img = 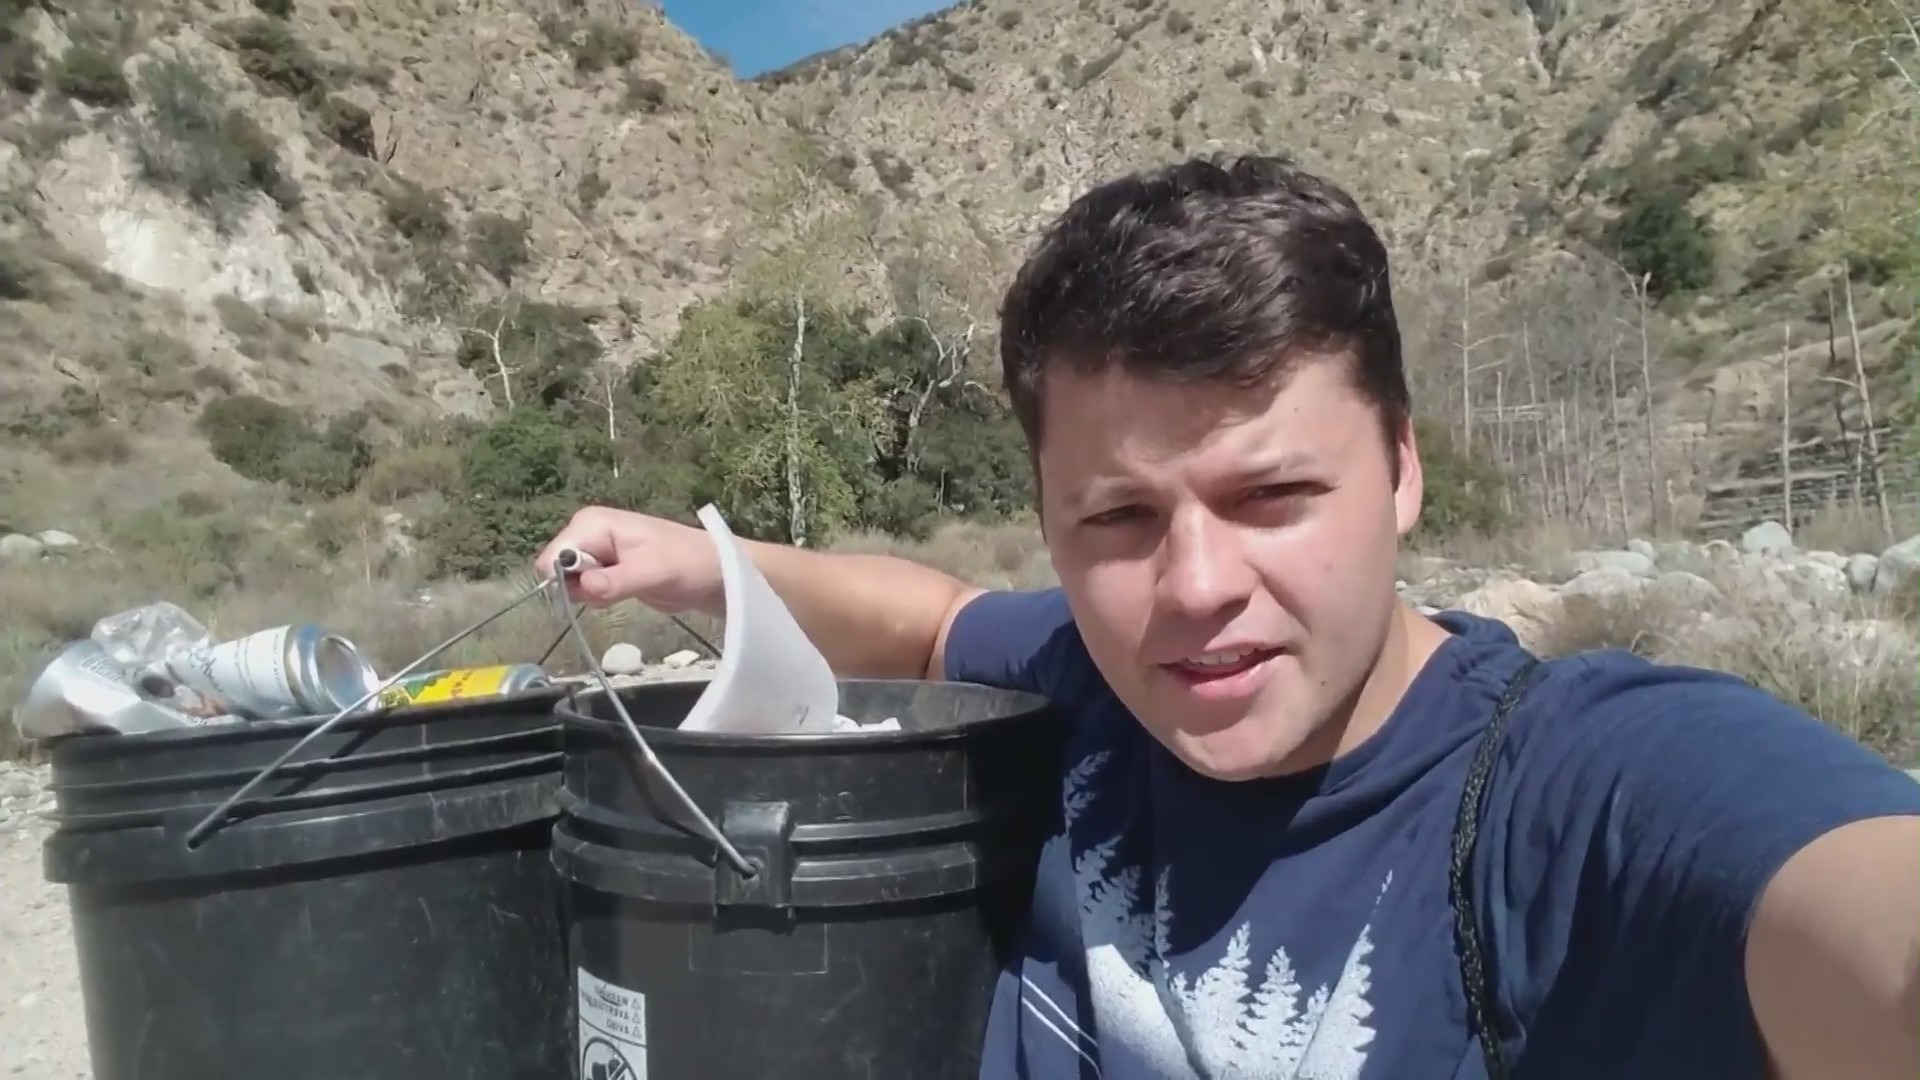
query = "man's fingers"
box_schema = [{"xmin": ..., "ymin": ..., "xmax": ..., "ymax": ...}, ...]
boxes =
[{"xmin": 571, "ymin": 567, "xmax": 617, "ymax": 603}]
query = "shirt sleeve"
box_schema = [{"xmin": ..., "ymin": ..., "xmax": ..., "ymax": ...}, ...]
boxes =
[
  {"xmin": 1487, "ymin": 653, "xmax": 1920, "ymax": 1077},
  {"xmin": 942, "ymin": 587, "xmax": 1097, "ymax": 703}
]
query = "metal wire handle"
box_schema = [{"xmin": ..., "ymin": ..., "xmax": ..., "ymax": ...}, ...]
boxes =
[
  {"xmin": 549, "ymin": 549, "xmax": 756, "ymax": 878},
  {"xmin": 183, "ymin": 549, "xmax": 759, "ymax": 880}
]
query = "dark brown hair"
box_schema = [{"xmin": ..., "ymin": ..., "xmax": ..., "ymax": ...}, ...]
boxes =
[{"xmin": 997, "ymin": 153, "xmax": 1409, "ymax": 456}]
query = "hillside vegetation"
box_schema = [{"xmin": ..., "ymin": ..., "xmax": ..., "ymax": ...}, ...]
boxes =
[{"xmin": 0, "ymin": 0, "xmax": 1915, "ymax": 758}]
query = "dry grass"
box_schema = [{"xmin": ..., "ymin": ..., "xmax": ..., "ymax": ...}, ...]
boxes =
[
  {"xmin": 8, "ymin": 500, "xmax": 1909, "ymax": 767},
  {"xmin": 825, "ymin": 515, "xmax": 1054, "ymax": 591},
  {"xmin": 1404, "ymin": 515, "xmax": 1613, "ymax": 572},
  {"xmin": 1795, "ymin": 499, "xmax": 1920, "ymax": 557},
  {"xmin": 1, "ymin": 509, "xmax": 1051, "ymax": 759},
  {"xmin": 1533, "ymin": 580, "xmax": 1919, "ymax": 766}
]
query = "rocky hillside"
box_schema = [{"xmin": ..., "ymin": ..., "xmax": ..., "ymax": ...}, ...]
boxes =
[
  {"xmin": 753, "ymin": 0, "xmax": 1918, "ymax": 522},
  {"xmin": 0, "ymin": 0, "xmax": 1913, "ymax": 543}
]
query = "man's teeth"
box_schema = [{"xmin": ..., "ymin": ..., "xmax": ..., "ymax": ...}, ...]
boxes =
[{"xmin": 1187, "ymin": 649, "xmax": 1260, "ymax": 668}]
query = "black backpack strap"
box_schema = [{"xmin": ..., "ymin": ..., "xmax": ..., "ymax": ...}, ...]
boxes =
[{"xmin": 1448, "ymin": 655, "xmax": 1543, "ymax": 1080}]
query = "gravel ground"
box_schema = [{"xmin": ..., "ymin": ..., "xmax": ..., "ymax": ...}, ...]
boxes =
[{"xmin": 0, "ymin": 761, "xmax": 89, "ymax": 1079}]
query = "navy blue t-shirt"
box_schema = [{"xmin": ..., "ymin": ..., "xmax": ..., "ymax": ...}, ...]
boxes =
[{"xmin": 944, "ymin": 588, "xmax": 1920, "ymax": 1080}]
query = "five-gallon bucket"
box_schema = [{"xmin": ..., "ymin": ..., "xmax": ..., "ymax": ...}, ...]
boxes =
[
  {"xmin": 553, "ymin": 678, "xmax": 1067, "ymax": 1080},
  {"xmin": 40, "ymin": 686, "xmax": 575, "ymax": 1080}
]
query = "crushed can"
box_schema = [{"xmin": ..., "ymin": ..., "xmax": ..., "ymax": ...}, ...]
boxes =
[
  {"xmin": 376, "ymin": 664, "xmax": 554, "ymax": 710},
  {"xmin": 150, "ymin": 624, "xmax": 382, "ymax": 720}
]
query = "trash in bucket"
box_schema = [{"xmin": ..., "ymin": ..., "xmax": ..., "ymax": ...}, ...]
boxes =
[
  {"xmin": 12, "ymin": 601, "xmax": 396, "ymax": 739},
  {"xmin": 11, "ymin": 598, "xmax": 581, "ymax": 742},
  {"xmin": 553, "ymin": 678, "xmax": 1069, "ymax": 1080}
]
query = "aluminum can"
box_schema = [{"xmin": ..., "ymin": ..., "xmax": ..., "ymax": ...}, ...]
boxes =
[
  {"xmin": 375, "ymin": 664, "xmax": 553, "ymax": 710},
  {"xmin": 13, "ymin": 640, "xmax": 209, "ymax": 739},
  {"xmin": 157, "ymin": 624, "xmax": 381, "ymax": 720}
]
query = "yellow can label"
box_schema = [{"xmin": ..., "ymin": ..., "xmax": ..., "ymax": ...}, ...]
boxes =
[{"xmin": 377, "ymin": 665, "xmax": 522, "ymax": 709}]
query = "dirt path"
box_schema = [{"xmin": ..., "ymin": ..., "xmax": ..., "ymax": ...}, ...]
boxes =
[{"xmin": 0, "ymin": 761, "xmax": 90, "ymax": 1079}]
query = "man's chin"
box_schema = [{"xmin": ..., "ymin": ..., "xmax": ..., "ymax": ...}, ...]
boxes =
[{"xmin": 1154, "ymin": 718, "xmax": 1320, "ymax": 783}]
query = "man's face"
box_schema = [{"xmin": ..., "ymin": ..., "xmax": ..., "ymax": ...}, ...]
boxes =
[{"xmin": 1035, "ymin": 355, "xmax": 1424, "ymax": 781}]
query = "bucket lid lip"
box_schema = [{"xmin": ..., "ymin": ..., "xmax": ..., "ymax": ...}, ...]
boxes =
[
  {"xmin": 43, "ymin": 685, "xmax": 570, "ymax": 760},
  {"xmin": 554, "ymin": 677, "xmax": 1054, "ymax": 747}
]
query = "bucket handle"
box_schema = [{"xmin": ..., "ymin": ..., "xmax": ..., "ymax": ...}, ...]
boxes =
[
  {"xmin": 179, "ymin": 551, "xmax": 759, "ymax": 880},
  {"xmin": 548, "ymin": 551, "xmax": 757, "ymax": 879}
]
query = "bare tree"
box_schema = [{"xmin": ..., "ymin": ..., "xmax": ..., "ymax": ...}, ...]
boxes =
[
  {"xmin": 1781, "ymin": 323, "xmax": 1793, "ymax": 528},
  {"xmin": 786, "ymin": 294, "xmax": 807, "ymax": 546},
  {"xmin": 1841, "ymin": 265, "xmax": 1894, "ymax": 536},
  {"xmin": 458, "ymin": 304, "xmax": 519, "ymax": 409}
]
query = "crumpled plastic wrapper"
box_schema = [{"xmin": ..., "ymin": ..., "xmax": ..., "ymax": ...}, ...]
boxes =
[
  {"xmin": 90, "ymin": 601, "xmax": 215, "ymax": 670},
  {"xmin": 830, "ymin": 714, "xmax": 902, "ymax": 734}
]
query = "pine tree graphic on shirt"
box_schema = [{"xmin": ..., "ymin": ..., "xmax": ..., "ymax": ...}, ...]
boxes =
[{"xmin": 1044, "ymin": 749, "xmax": 1382, "ymax": 1078}]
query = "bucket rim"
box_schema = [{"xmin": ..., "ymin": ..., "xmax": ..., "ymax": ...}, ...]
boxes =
[
  {"xmin": 553, "ymin": 678, "xmax": 1054, "ymax": 747},
  {"xmin": 44, "ymin": 684, "xmax": 571, "ymax": 761}
]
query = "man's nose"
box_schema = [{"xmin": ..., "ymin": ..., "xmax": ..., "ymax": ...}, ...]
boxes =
[{"xmin": 1155, "ymin": 508, "xmax": 1256, "ymax": 619}]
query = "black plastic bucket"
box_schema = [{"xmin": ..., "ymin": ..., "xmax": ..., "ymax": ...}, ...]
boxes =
[
  {"xmin": 553, "ymin": 678, "xmax": 1066, "ymax": 1080},
  {"xmin": 40, "ymin": 686, "xmax": 575, "ymax": 1080}
]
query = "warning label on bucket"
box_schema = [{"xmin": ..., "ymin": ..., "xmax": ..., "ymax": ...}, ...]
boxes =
[{"xmin": 579, "ymin": 968, "xmax": 648, "ymax": 1080}]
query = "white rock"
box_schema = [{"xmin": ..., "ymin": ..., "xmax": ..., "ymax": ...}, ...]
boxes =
[
  {"xmin": 1870, "ymin": 534, "xmax": 1920, "ymax": 596},
  {"xmin": 661, "ymin": 649, "xmax": 701, "ymax": 669},
  {"xmin": 1846, "ymin": 553, "xmax": 1880, "ymax": 594},
  {"xmin": 34, "ymin": 530, "xmax": 79, "ymax": 549},
  {"xmin": 1562, "ymin": 567, "xmax": 1649, "ymax": 598},
  {"xmin": 1452, "ymin": 577, "xmax": 1562, "ymax": 648},
  {"xmin": 1651, "ymin": 570, "xmax": 1719, "ymax": 607},
  {"xmin": 1626, "ymin": 538, "xmax": 1657, "ymax": 561},
  {"xmin": 599, "ymin": 642, "xmax": 645, "ymax": 674},
  {"xmin": 0, "ymin": 534, "xmax": 44, "ymax": 563},
  {"xmin": 1699, "ymin": 539, "xmax": 1738, "ymax": 563},
  {"xmin": 1551, "ymin": 549, "xmax": 1656, "ymax": 581},
  {"xmin": 1739, "ymin": 520, "xmax": 1794, "ymax": 557},
  {"xmin": 1801, "ymin": 550, "xmax": 1846, "ymax": 571},
  {"xmin": 1778, "ymin": 561, "xmax": 1853, "ymax": 610}
]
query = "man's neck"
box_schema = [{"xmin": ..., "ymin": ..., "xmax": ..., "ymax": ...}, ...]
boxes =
[{"xmin": 1324, "ymin": 602, "xmax": 1453, "ymax": 763}]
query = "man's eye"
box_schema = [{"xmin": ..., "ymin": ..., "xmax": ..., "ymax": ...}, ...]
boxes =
[
  {"xmin": 1247, "ymin": 483, "xmax": 1310, "ymax": 503},
  {"xmin": 1082, "ymin": 505, "xmax": 1149, "ymax": 527}
]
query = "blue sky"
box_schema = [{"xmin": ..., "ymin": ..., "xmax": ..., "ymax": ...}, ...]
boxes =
[{"xmin": 661, "ymin": 0, "xmax": 953, "ymax": 77}]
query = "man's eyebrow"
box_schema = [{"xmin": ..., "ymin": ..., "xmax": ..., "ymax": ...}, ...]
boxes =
[
  {"xmin": 1234, "ymin": 451, "xmax": 1320, "ymax": 477},
  {"xmin": 1068, "ymin": 451, "xmax": 1322, "ymax": 509}
]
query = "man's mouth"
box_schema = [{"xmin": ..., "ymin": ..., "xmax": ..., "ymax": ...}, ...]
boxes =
[{"xmin": 1161, "ymin": 647, "xmax": 1284, "ymax": 694}]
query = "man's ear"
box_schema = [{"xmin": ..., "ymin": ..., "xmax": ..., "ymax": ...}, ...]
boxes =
[{"xmin": 1393, "ymin": 417, "xmax": 1424, "ymax": 538}]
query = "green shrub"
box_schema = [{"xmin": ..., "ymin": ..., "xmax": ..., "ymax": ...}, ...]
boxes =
[
  {"xmin": 133, "ymin": 57, "xmax": 302, "ymax": 225},
  {"xmin": 570, "ymin": 19, "xmax": 638, "ymax": 74},
  {"xmin": 0, "ymin": 21, "xmax": 41, "ymax": 94},
  {"xmin": 466, "ymin": 212, "xmax": 530, "ymax": 283},
  {"xmin": 622, "ymin": 72, "xmax": 666, "ymax": 112},
  {"xmin": 52, "ymin": 45, "xmax": 130, "ymax": 106},
  {"xmin": 222, "ymin": 17, "xmax": 329, "ymax": 100},
  {"xmin": 198, "ymin": 394, "xmax": 371, "ymax": 497},
  {"xmin": 382, "ymin": 181, "xmax": 453, "ymax": 243},
  {"xmin": 1411, "ymin": 419, "xmax": 1510, "ymax": 539},
  {"xmin": 1607, "ymin": 184, "xmax": 1716, "ymax": 298},
  {"xmin": 251, "ymin": 0, "xmax": 293, "ymax": 16},
  {"xmin": 316, "ymin": 94, "xmax": 374, "ymax": 157},
  {"xmin": 0, "ymin": 239, "xmax": 42, "ymax": 300}
]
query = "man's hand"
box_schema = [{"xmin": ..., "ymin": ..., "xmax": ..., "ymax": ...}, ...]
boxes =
[
  {"xmin": 536, "ymin": 505, "xmax": 982, "ymax": 680},
  {"xmin": 1747, "ymin": 813, "xmax": 1920, "ymax": 1079}
]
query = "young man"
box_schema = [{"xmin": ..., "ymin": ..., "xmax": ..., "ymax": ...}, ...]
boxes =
[{"xmin": 541, "ymin": 155, "xmax": 1920, "ymax": 1078}]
